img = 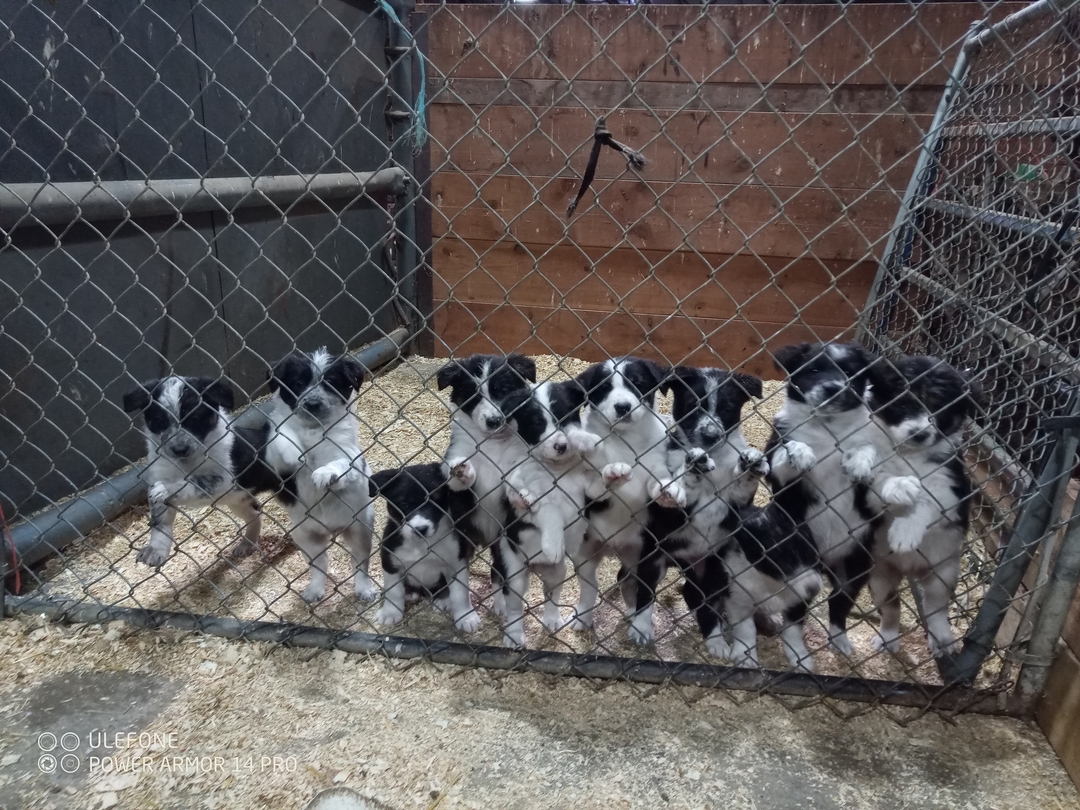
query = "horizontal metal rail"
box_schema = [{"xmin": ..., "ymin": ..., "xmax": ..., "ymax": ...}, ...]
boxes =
[
  {"xmin": 0, "ymin": 169, "xmax": 409, "ymax": 229},
  {"xmin": 964, "ymin": 0, "xmax": 1080, "ymax": 54},
  {"xmin": 900, "ymin": 266, "xmax": 1080, "ymax": 383},
  {"xmin": 2, "ymin": 594, "xmax": 1019, "ymax": 715},
  {"xmin": 944, "ymin": 115, "xmax": 1080, "ymax": 138},
  {"xmin": 921, "ymin": 199, "xmax": 1079, "ymax": 246},
  {"xmin": 5, "ymin": 327, "xmax": 413, "ymax": 575}
]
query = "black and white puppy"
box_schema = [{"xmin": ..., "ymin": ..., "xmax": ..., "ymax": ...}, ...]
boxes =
[
  {"xmin": 123, "ymin": 376, "xmax": 272, "ymax": 567},
  {"xmin": 369, "ymin": 463, "xmax": 481, "ymax": 633},
  {"xmin": 497, "ymin": 379, "xmax": 605, "ymax": 646},
  {"xmin": 437, "ymin": 353, "xmax": 537, "ymax": 615},
  {"xmin": 263, "ymin": 349, "xmax": 375, "ymax": 604},
  {"xmin": 716, "ymin": 502, "xmax": 823, "ymax": 671},
  {"xmin": 574, "ymin": 357, "xmax": 686, "ymax": 642},
  {"xmin": 767, "ymin": 341, "xmax": 880, "ymax": 659},
  {"xmin": 633, "ymin": 367, "xmax": 768, "ymax": 650},
  {"xmin": 865, "ymin": 354, "xmax": 978, "ymax": 657}
]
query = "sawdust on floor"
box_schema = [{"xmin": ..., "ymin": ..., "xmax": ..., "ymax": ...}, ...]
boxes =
[{"xmin": 0, "ymin": 615, "xmax": 1075, "ymax": 810}]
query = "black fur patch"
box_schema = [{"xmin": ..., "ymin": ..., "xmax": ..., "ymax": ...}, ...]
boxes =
[
  {"xmin": 868, "ymin": 354, "xmax": 980, "ymax": 441},
  {"xmin": 371, "ymin": 463, "xmax": 473, "ymax": 566},
  {"xmin": 576, "ymin": 357, "xmax": 667, "ymax": 411},
  {"xmin": 668, "ymin": 366, "xmax": 763, "ymax": 442},
  {"xmin": 773, "ymin": 341, "xmax": 875, "ymax": 411},
  {"xmin": 123, "ymin": 376, "xmax": 235, "ymax": 441},
  {"xmin": 436, "ymin": 354, "xmax": 536, "ymax": 415},
  {"xmin": 231, "ymin": 419, "xmax": 293, "ymax": 505}
]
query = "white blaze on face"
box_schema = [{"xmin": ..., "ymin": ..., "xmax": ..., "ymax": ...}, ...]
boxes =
[
  {"xmin": 159, "ymin": 377, "xmax": 185, "ymax": 422},
  {"xmin": 470, "ymin": 359, "xmax": 505, "ymax": 434}
]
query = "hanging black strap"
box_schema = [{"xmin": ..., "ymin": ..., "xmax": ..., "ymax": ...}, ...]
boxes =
[{"xmin": 567, "ymin": 116, "xmax": 646, "ymax": 219}]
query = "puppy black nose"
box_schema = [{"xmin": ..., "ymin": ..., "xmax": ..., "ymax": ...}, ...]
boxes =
[
  {"xmin": 614, "ymin": 402, "xmax": 631, "ymax": 417},
  {"xmin": 485, "ymin": 415, "xmax": 503, "ymax": 430},
  {"xmin": 169, "ymin": 443, "xmax": 193, "ymax": 458},
  {"xmin": 302, "ymin": 398, "xmax": 327, "ymax": 415},
  {"xmin": 553, "ymin": 440, "xmax": 568, "ymax": 455}
]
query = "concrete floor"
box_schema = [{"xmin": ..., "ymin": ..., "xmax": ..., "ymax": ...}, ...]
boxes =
[{"xmin": 0, "ymin": 613, "xmax": 1077, "ymax": 810}]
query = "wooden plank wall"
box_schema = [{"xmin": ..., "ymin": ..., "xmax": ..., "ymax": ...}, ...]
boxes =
[{"xmin": 422, "ymin": 3, "xmax": 1019, "ymax": 377}]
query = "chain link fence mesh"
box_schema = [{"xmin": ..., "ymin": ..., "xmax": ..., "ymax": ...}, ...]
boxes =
[{"xmin": 2, "ymin": 0, "xmax": 1079, "ymax": 715}]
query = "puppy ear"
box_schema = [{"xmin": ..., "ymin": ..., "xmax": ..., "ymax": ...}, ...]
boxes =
[
  {"xmin": 506, "ymin": 354, "xmax": 537, "ymax": 384},
  {"xmin": 575, "ymin": 364, "xmax": 603, "ymax": 397},
  {"xmin": 559, "ymin": 379, "xmax": 587, "ymax": 414},
  {"xmin": 122, "ymin": 381, "xmax": 156, "ymax": 413},
  {"xmin": 196, "ymin": 378, "xmax": 236, "ymax": 412},
  {"xmin": 436, "ymin": 361, "xmax": 464, "ymax": 391},
  {"xmin": 268, "ymin": 354, "xmax": 304, "ymax": 394},
  {"xmin": 664, "ymin": 366, "xmax": 696, "ymax": 397},
  {"xmin": 337, "ymin": 356, "xmax": 367, "ymax": 392},
  {"xmin": 731, "ymin": 372, "xmax": 764, "ymax": 401},
  {"xmin": 641, "ymin": 358, "xmax": 668, "ymax": 392},
  {"xmin": 772, "ymin": 343, "xmax": 810, "ymax": 374},
  {"xmin": 369, "ymin": 468, "xmax": 396, "ymax": 498}
]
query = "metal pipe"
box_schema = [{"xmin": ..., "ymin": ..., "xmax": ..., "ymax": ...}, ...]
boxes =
[
  {"xmin": 3, "ymin": 593, "xmax": 1018, "ymax": 715},
  {"xmin": 0, "ymin": 169, "xmax": 408, "ymax": 229},
  {"xmin": 940, "ymin": 401, "xmax": 1080, "ymax": 685},
  {"xmin": 856, "ymin": 21, "xmax": 977, "ymax": 345},
  {"xmin": 965, "ymin": 0, "xmax": 1080, "ymax": 54},
  {"xmin": 6, "ymin": 327, "xmax": 412, "ymax": 575},
  {"xmin": 901, "ymin": 267, "xmax": 1080, "ymax": 383},
  {"xmin": 387, "ymin": 0, "xmax": 422, "ymax": 335},
  {"xmin": 1017, "ymin": 448, "xmax": 1080, "ymax": 709}
]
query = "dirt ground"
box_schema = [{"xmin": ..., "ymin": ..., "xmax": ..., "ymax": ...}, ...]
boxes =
[{"xmin": 0, "ymin": 613, "xmax": 1077, "ymax": 810}]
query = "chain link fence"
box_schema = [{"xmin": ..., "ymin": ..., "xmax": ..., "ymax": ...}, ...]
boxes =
[{"xmin": 2, "ymin": 0, "xmax": 1079, "ymax": 717}]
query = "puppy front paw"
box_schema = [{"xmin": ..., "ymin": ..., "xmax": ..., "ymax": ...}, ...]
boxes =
[
  {"xmin": 300, "ymin": 582, "xmax": 326, "ymax": 604},
  {"xmin": 148, "ymin": 482, "xmax": 170, "ymax": 506},
  {"xmin": 503, "ymin": 624, "xmax": 526, "ymax": 649},
  {"xmin": 354, "ymin": 573, "xmax": 378, "ymax": 603},
  {"xmin": 784, "ymin": 441, "xmax": 817, "ymax": 472},
  {"xmin": 881, "ymin": 475, "xmax": 921, "ymax": 507},
  {"xmin": 377, "ymin": 604, "xmax": 405, "ymax": 628},
  {"xmin": 627, "ymin": 615, "xmax": 655, "ymax": 646},
  {"xmin": 507, "ymin": 487, "xmax": 537, "ymax": 514},
  {"xmin": 871, "ymin": 629, "xmax": 901, "ymax": 655},
  {"xmin": 602, "ymin": 463, "xmax": 633, "ymax": 488},
  {"xmin": 136, "ymin": 544, "xmax": 169, "ymax": 567},
  {"xmin": 448, "ymin": 458, "xmax": 476, "ymax": 490},
  {"xmin": 332, "ymin": 467, "xmax": 362, "ymax": 490},
  {"xmin": 841, "ymin": 449, "xmax": 875, "ymax": 484},
  {"xmin": 569, "ymin": 429, "xmax": 601, "ymax": 455},
  {"xmin": 686, "ymin": 447, "xmax": 716, "ymax": 474},
  {"xmin": 455, "ymin": 610, "xmax": 482, "ymax": 634},
  {"xmin": 310, "ymin": 465, "xmax": 338, "ymax": 491},
  {"xmin": 738, "ymin": 448, "xmax": 770, "ymax": 477},
  {"xmin": 650, "ymin": 480, "xmax": 686, "ymax": 509},
  {"xmin": 887, "ymin": 519, "xmax": 926, "ymax": 555},
  {"xmin": 705, "ymin": 633, "xmax": 731, "ymax": 661}
]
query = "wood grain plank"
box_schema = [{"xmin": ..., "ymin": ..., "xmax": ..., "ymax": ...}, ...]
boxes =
[
  {"xmin": 432, "ymin": 238, "xmax": 873, "ymax": 328},
  {"xmin": 431, "ymin": 299, "xmax": 854, "ymax": 378},
  {"xmin": 430, "ymin": 105, "xmax": 929, "ymax": 191},
  {"xmin": 425, "ymin": 4, "xmax": 1022, "ymax": 88},
  {"xmin": 1038, "ymin": 644, "xmax": 1080, "ymax": 790},
  {"xmin": 429, "ymin": 77, "xmax": 945, "ymax": 117},
  {"xmin": 431, "ymin": 172, "xmax": 897, "ymax": 261}
]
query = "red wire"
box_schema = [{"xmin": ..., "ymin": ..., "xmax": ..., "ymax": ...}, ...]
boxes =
[{"xmin": 0, "ymin": 503, "xmax": 19, "ymax": 595}]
